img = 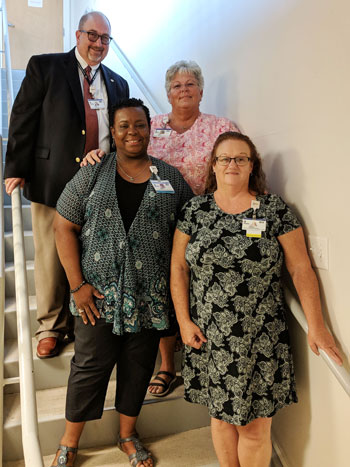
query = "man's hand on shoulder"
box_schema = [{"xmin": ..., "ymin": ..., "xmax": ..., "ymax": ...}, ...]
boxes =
[
  {"xmin": 80, "ymin": 149, "xmax": 106, "ymax": 167},
  {"xmin": 5, "ymin": 177, "xmax": 25, "ymax": 195}
]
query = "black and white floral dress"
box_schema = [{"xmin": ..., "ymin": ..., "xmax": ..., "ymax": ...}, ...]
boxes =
[{"xmin": 177, "ymin": 193, "xmax": 300, "ymax": 426}]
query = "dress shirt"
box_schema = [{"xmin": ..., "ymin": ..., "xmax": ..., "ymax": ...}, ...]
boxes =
[{"xmin": 75, "ymin": 47, "xmax": 110, "ymax": 154}]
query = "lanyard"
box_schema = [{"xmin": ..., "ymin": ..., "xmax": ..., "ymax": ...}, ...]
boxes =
[{"xmin": 77, "ymin": 61, "xmax": 100, "ymax": 86}]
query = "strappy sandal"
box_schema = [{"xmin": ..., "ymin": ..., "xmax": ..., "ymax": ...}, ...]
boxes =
[
  {"xmin": 118, "ymin": 432, "xmax": 153, "ymax": 467},
  {"xmin": 51, "ymin": 445, "xmax": 78, "ymax": 466},
  {"xmin": 148, "ymin": 371, "xmax": 176, "ymax": 397}
]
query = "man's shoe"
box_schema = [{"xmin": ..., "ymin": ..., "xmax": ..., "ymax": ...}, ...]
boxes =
[{"xmin": 36, "ymin": 337, "xmax": 60, "ymax": 359}]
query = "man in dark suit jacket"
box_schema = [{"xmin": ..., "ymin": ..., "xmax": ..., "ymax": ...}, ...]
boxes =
[{"xmin": 4, "ymin": 11, "xmax": 129, "ymax": 358}]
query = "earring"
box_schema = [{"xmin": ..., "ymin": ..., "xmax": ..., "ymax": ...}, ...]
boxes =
[{"xmin": 111, "ymin": 139, "xmax": 116, "ymax": 150}]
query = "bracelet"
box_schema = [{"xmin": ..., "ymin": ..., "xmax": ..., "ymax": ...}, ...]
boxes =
[{"xmin": 70, "ymin": 280, "xmax": 86, "ymax": 293}]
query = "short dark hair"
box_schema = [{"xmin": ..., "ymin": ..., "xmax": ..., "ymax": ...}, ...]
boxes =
[
  {"xmin": 110, "ymin": 98, "xmax": 151, "ymax": 128},
  {"xmin": 78, "ymin": 11, "xmax": 111, "ymax": 31},
  {"xmin": 205, "ymin": 131, "xmax": 267, "ymax": 195}
]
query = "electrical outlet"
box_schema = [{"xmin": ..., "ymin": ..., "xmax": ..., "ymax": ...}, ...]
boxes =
[{"xmin": 308, "ymin": 236, "xmax": 328, "ymax": 270}]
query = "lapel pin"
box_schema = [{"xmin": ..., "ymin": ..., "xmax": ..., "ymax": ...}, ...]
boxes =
[{"xmin": 110, "ymin": 78, "xmax": 115, "ymax": 82}]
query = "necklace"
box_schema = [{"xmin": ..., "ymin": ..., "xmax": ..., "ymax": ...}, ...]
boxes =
[{"xmin": 117, "ymin": 158, "xmax": 150, "ymax": 182}]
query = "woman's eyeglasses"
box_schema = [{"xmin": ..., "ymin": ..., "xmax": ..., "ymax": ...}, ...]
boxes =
[{"xmin": 215, "ymin": 155, "xmax": 251, "ymax": 166}]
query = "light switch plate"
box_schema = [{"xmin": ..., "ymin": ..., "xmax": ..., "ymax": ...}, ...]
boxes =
[{"xmin": 308, "ymin": 236, "xmax": 328, "ymax": 270}]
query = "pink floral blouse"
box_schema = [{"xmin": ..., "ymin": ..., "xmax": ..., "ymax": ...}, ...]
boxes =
[{"xmin": 148, "ymin": 113, "xmax": 239, "ymax": 195}]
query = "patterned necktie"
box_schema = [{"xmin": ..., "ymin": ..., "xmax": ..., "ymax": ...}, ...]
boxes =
[{"xmin": 83, "ymin": 66, "xmax": 99, "ymax": 155}]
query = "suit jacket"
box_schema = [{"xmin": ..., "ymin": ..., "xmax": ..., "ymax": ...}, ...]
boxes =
[{"xmin": 4, "ymin": 48, "xmax": 129, "ymax": 207}]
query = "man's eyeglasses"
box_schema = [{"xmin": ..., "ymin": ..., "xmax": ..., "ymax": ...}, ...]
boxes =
[
  {"xmin": 215, "ymin": 155, "xmax": 251, "ymax": 166},
  {"xmin": 79, "ymin": 30, "xmax": 112, "ymax": 45}
]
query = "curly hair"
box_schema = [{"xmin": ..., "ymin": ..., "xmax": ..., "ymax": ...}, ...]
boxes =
[
  {"xmin": 205, "ymin": 131, "xmax": 267, "ymax": 194},
  {"xmin": 109, "ymin": 98, "xmax": 151, "ymax": 128},
  {"xmin": 165, "ymin": 60, "xmax": 204, "ymax": 95}
]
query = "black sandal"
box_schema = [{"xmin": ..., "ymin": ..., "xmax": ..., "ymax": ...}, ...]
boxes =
[
  {"xmin": 51, "ymin": 445, "xmax": 78, "ymax": 466},
  {"xmin": 147, "ymin": 371, "xmax": 176, "ymax": 397},
  {"xmin": 118, "ymin": 432, "xmax": 153, "ymax": 467}
]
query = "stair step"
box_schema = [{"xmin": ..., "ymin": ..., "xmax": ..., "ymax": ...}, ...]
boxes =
[
  {"xmin": 5, "ymin": 260, "xmax": 35, "ymax": 298},
  {"xmin": 3, "ymin": 426, "xmax": 218, "ymax": 467},
  {"xmin": 3, "ymin": 379, "xmax": 210, "ymax": 461},
  {"xmin": 4, "ymin": 295, "xmax": 37, "ymax": 339},
  {"xmin": 4, "ymin": 337, "xmax": 75, "ymax": 390},
  {"xmin": 3, "ymin": 331, "xmax": 182, "ymax": 392},
  {"xmin": 4, "ymin": 230, "xmax": 34, "ymax": 262},
  {"xmin": 4, "ymin": 204, "xmax": 32, "ymax": 231}
]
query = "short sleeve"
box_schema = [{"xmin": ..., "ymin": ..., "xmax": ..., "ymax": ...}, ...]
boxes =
[
  {"xmin": 176, "ymin": 199, "xmax": 195, "ymax": 236},
  {"xmin": 56, "ymin": 165, "xmax": 97, "ymax": 225},
  {"xmin": 271, "ymin": 195, "xmax": 301, "ymax": 237}
]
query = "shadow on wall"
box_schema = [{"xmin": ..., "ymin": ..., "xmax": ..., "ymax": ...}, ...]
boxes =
[
  {"xmin": 263, "ymin": 149, "xmax": 313, "ymax": 465},
  {"xmin": 204, "ymin": 71, "xmax": 239, "ymax": 124},
  {"xmin": 273, "ymin": 311, "xmax": 311, "ymax": 467}
]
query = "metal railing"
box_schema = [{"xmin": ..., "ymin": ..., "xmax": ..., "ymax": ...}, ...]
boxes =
[
  {"xmin": 0, "ymin": 0, "xmax": 44, "ymax": 465},
  {"xmin": 284, "ymin": 286, "xmax": 350, "ymax": 397},
  {"xmin": 110, "ymin": 39, "xmax": 164, "ymax": 115}
]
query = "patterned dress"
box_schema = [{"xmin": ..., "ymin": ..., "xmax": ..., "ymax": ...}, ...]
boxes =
[
  {"xmin": 56, "ymin": 154, "xmax": 193, "ymax": 335},
  {"xmin": 177, "ymin": 193, "xmax": 300, "ymax": 425},
  {"xmin": 148, "ymin": 113, "xmax": 239, "ymax": 195}
]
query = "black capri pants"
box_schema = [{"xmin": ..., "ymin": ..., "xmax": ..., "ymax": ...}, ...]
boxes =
[{"xmin": 66, "ymin": 317, "xmax": 161, "ymax": 422}]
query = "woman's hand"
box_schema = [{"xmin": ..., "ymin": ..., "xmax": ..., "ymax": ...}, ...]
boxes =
[
  {"xmin": 73, "ymin": 283, "xmax": 104, "ymax": 325},
  {"xmin": 180, "ymin": 320, "xmax": 207, "ymax": 349},
  {"xmin": 80, "ymin": 149, "xmax": 106, "ymax": 167},
  {"xmin": 308, "ymin": 326, "xmax": 343, "ymax": 366}
]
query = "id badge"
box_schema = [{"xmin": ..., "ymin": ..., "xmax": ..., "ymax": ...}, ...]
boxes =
[
  {"xmin": 150, "ymin": 179, "xmax": 175, "ymax": 194},
  {"xmin": 88, "ymin": 99, "xmax": 105, "ymax": 110},
  {"xmin": 153, "ymin": 128, "xmax": 172, "ymax": 138},
  {"xmin": 242, "ymin": 218, "xmax": 266, "ymax": 238}
]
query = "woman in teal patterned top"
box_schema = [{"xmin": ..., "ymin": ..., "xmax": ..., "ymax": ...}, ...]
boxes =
[
  {"xmin": 51, "ymin": 99, "xmax": 192, "ymax": 467},
  {"xmin": 171, "ymin": 131, "xmax": 342, "ymax": 467}
]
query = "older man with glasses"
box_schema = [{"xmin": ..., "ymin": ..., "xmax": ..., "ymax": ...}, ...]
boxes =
[{"xmin": 4, "ymin": 11, "xmax": 129, "ymax": 358}]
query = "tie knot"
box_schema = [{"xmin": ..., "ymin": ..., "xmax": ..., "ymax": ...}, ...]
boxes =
[{"xmin": 85, "ymin": 65, "xmax": 92, "ymax": 76}]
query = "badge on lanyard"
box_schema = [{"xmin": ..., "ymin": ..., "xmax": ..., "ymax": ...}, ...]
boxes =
[
  {"xmin": 153, "ymin": 128, "xmax": 172, "ymax": 138},
  {"xmin": 242, "ymin": 200, "xmax": 266, "ymax": 237},
  {"xmin": 149, "ymin": 166, "xmax": 175, "ymax": 194},
  {"xmin": 88, "ymin": 99, "xmax": 105, "ymax": 110}
]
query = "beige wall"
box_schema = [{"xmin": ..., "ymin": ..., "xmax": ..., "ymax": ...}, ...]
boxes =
[
  {"xmin": 66, "ymin": 1, "xmax": 350, "ymax": 465},
  {"xmin": 7, "ymin": 0, "xmax": 63, "ymax": 69}
]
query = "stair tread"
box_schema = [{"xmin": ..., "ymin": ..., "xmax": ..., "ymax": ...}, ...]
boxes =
[
  {"xmin": 5, "ymin": 260, "xmax": 34, "ymax": 271},
  {"xmin": 3, "ymin": 426, "xmax": 218, "ymax": 467},
  {"xmin": 5, "ymin": 295, "xmax": 37, "ymax": 313},
  {"xmin": 4, "ymin": 230, "xmax": 33, "ymax": 238},
  {"xmin": 4, "ymin": 373, "xmax": 184, "ymax": 427},
  {"xmin": 4, "ymin": 337, "xmax": 74, "ymax": 364}
]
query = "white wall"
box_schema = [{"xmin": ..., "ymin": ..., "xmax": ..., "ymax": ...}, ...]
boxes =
[{"xmin": 66, "ymin": 1, "xmax": 350, "ymax": 465}]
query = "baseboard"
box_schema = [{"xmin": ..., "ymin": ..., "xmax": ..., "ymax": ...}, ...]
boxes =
[{"xmin": 271, "ymin": 433, "xmax": 290, "ymax": 467}]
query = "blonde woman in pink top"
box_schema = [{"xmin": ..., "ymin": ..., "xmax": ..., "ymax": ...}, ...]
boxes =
[
  {"xmin": 147, "ymin": 61, "xmax": 239, "ymax": 397},
  {"xmin": 82, "ymin": 60, "xmax": 239, "ymax": 397}
]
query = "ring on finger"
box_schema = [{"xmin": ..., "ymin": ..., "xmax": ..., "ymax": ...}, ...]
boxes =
[{"xmin": 78, "ymin": 309, "xmax": 84, "ymax": 315}]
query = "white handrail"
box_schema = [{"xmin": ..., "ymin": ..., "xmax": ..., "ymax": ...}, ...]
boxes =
[
  {"xmin": 284, "ymin": 286, "xmax": 350, "ymax": 397},
  {"xmin": 110, "ymin": 40, "xmax": 164, "ymax": 115},
  {"xmin": 1, "ymin": 0, "xmax": 44, "ymax": 465},
  {"xmin": 0, "ymin": 137, "xmax": 6, "ymax": 467}
]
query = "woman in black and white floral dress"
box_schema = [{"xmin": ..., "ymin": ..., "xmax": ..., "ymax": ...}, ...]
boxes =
[{"xmin": 171, "ymin": 131, "xmax": 342, "ymax": 467}]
